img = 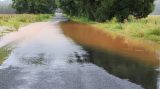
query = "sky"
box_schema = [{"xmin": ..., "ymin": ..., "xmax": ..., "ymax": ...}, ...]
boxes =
[{"xmin": 151, "ymin": 0, "xmax": 160, "ymax": 15}]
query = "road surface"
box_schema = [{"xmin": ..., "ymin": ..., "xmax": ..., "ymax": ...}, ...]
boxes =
[{"xmin": 0, "ymin": 13, "xmax": 143, "ymax": 89}]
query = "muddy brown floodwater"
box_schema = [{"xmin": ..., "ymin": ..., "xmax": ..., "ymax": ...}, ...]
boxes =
[
  {"xmin": 60, "ymin": 22, "xmax": 160, "ymax": 89},
  {"xmin": 1, "ymin": 12, "xmax": 153, "ymax": 89},
  {"xmin": 0, "ymin": 21, "xmax": 145, "ymax": 89}
]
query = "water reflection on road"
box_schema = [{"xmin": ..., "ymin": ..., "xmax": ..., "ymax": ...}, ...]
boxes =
[
  {"xmin": 0, "ymin": 22, "xmax": 144, "ymax": 89},
  {"xmin": 61, "ymin": 22, "xmax": 160, "ymax": 89},
  {"xmin": 85, "ymin": 47, "xmax": 158, "ymax": 89}
]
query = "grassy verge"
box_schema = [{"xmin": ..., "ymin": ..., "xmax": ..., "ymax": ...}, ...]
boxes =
[
  {"xmin": 0, "ymin": 14, "xmax": 53, "ymax": 36},
  {"xmin": 70, "ymin": 16, "xmax": 160, "ymax": 44},
  {"xmin": 0, "ymin": 14, "xmax": 53, "ymax": 29}
]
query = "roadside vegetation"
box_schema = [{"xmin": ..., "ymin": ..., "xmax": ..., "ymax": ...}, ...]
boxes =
[
  {"xmin": 0, "ymin": 47, "xmax": 10, "ymax": 64},
  {"xmin": 71, "ymin": 16, "xmax": 160, "ymax": 43},
  {"xmin": 0, "ymin": 14, "xmax": 53, "ymax": 29},
  {"xmin": 0, "ymin": 14, "xmax": 53, "ymax": 37}
]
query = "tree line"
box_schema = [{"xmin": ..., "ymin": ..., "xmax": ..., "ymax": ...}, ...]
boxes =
[
  {"xmin": 12, "ymin": 0, "xmax": 57, "ymax": 14},
  {"xmin": 12, "ymin": 0, "xmax": 155, "ymax": 22}
]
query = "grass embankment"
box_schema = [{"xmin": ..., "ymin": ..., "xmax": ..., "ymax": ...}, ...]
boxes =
[
  {"xmin": 71, "ymin": 16, "xmax": 160, "ymax": 44},
  {"xmin": 0, "ymin": 14, "xmax": 53, "ymax": 64}
]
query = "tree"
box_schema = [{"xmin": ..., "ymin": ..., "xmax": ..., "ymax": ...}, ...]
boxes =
[
  {"xmin": 12, "ymin": 0, "xmax": 57, "ymax": 14},
  {"xmin": 112, "ymin": 0, "xmax": 155, "ymax": 21},
  {"xmin": 59, "ymin": 0, "xmax": 155, "ymax": 22}
]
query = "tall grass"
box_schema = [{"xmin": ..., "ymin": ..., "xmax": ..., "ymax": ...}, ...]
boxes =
[
  {"xmin": 71, "ymin": 16, "xmax": 160, "ymax": 43},
  {"xmin": 0, "ymin": 14, "xmax": 53, "ymax": 29}
]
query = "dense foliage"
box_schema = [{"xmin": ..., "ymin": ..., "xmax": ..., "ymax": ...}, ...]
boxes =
[
  {"xmin": 12, "ymin": 0, "xmax": 57, "ymax": 14},
  {"xmin": 59, "ymin": 0, "xmax": 155, "ymax": 22}
]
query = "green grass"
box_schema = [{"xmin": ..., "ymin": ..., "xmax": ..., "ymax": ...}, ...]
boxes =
[
  {"xmin": 0, "ymin": 14, "xmax": 53, "ymax": 29},
  {"xmin": 71, "ymin": 16, "xmax": 160, "ymax": 43},
  {"xmin": 0, "ymin": 47, "xmax": 10, "ymax": 64},
  {"xmin": 0, "ymin": 14, "xmax": 53, "ymax": 36},
  {"xmin": 69, "ymin": 16, "xmax": 96, "ymax": 24}
]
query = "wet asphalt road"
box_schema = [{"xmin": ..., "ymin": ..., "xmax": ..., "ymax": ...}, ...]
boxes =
[{"xmin": 0, "ymin": 12, "xmax": 143, "ymax": 89}]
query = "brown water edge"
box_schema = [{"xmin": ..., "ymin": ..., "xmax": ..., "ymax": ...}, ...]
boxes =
[{"xmin": 60, "ymin": 22, "xmax": 160, "ymax": 67}]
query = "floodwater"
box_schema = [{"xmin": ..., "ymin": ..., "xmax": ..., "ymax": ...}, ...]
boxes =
[
  {"xmin": 61, "ymin": 22, "xmax": 160, "ymax": 89},
  {"xmin": 0, "ymin": 15, "xmax": 159, "ymax": 89},
  {"xmin": 0, "ymin": 21, "xmax": 144, "ymax": 89}
]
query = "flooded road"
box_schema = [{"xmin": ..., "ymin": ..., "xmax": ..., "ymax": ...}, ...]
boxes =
[
  {"xmin": 0, "ymin": 14, "xmax": 159, "ymax": 89},
  {"xmin": 61, "ymin": 22, "xmax": 160, "ymax": 89},
  {"xmin": 0, "ymin": 21, "xmax": 144, "ymax": 89}
]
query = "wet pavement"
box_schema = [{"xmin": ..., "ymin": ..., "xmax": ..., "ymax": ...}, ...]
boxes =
[{"xmin": 0, "ymin": 12, "xmax": 150, "ymax": 89}]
